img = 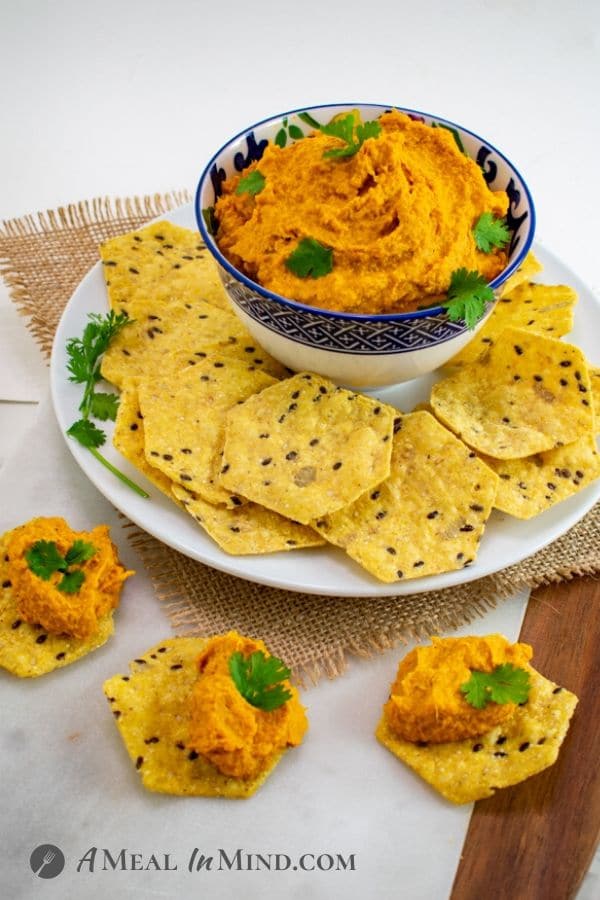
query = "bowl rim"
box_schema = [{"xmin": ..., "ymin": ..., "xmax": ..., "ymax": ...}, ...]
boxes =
[{"xmin": 195, "ymin": 102, "xmax": 536, "ymax": 324}]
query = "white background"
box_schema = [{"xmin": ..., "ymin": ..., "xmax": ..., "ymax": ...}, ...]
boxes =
[{"xmin": 1, "ymin": 1, "xmax": 599, "ymax": 897}]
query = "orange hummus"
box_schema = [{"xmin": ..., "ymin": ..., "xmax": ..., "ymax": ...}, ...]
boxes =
[
  {"xmin": 384, "ymin": 634, "xmax": 532, "ymax": 743},
  {"xmin": 5, "ymin": 516, "xmax": 133, "ymax": 640},
  {"xmin": 188, "ymin": 631, "xmax": 307, "ymax": 778},
  {"xmin": 215, "ymin": 110, "xmax": 509, "ymax": 314}
]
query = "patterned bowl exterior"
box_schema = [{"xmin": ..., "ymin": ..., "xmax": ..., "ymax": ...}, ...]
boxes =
[{"xmin": 195, "ymin": 104, "xmax": 535, "ymax": 361}]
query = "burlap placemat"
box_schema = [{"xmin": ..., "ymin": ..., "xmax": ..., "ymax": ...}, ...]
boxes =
[{"xmin": 1, "ymin": 195, "xmax": 599, "ymax": 683}]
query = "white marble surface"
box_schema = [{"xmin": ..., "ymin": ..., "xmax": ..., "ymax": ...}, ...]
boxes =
[{"xmin": 1, "ymin": 1, "xmax": 599, "ymax": 896}]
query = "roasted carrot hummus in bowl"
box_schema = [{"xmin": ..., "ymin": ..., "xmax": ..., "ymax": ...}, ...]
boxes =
[{"xmin": 196, "ymin": 104, "xmax": 535, "ymax": 387}]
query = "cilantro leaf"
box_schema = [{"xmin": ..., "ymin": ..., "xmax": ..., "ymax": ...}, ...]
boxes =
[
  {"xmin": 58, "ymin": 570, "xmax": 86, "ymax": 594},
  {"xmin": 473, "ymin": 212, "xmax": 510, "ymax": 253},
  {"xmin": 88, "ymin": 391, "xmax": 120, "ymax": 422},
  {"xmin": 443, "ymin": 268, "xmax": 494, "ymax": 330},
  {"xmin": 321, "ymin": 114, "xmax": 381, "ymax": 159},
  {"xmin": 285, "ymin": 237, "xmax": 333, "ymax": 279},
  {"xmin": 229, "ymin": 650, "xmax": 293, "ymax": 711},
  {"xmin": 288, "ymin": 124, "xmax": 304, "ymax": 140},
  {"xmin": 64, "ymin": 540, "xmax": 97, "ymax": 567},
  {"xmin": 298, "ymin": 111, "xmax": 322, "ymax": 129},
  {"xmin": 202, "ymin": 206, "xmax": 218, "ymax": 236},
  {"xmin": 236, "ymin": 169, "xmax": 266, "ymax": 197},
  {"xmin": 67, "ymin": 418, "xmax": 106, "ymax": 449},
  {"xmin": 25, "ymin": 541, "xmax": 67, "ymax": 580},
  {"xmin": 461, "ymin": 664, "xmax": 531, "ymax": 710}
]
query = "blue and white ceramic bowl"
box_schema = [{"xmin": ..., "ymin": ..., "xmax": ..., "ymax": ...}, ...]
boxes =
[{"xmin": 196, "ymin": 104, "xmax": 535, "ymax": 388}]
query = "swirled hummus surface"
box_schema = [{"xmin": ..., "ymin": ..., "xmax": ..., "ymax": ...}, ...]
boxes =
[
  {"xmin": 384, "ymin": 634, "xmax": 533, "ymax": 743},
  {"xmin": 215, "ymin": 110, "xmax": 509, "ymax": 314}
]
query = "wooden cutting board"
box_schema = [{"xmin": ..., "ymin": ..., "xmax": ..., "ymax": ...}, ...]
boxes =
[{"xmin": 451, "ymin": 577, "xmax": 600, "ymax": 900}]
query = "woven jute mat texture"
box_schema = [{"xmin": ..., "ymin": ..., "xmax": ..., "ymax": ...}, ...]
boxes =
[{"xmin": 1, "ymin": 194, "xmax": 599, "ymax": 683}]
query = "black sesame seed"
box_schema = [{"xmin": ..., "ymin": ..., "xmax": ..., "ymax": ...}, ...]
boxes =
[
  {"xmin": 176, "ymin": 741, "xmax": 185, "ymax": 750},
  {"xmin": 373, "ymin": 406, "xmax": 381, "ymax": 415},
  {"xmin": 533, "ymin": 374, "xmax": 543, "ymax": 382},
  {"xmin": 230, "ymin": 526, "xmax": 240, "ymax": 533},
  {"xmin": 552, "ymin": 686, "xmax": 563, "ymax": 694},
  {"xmin": 135, "ymin": 756, "xmax": 144, "ymax": 769},
  {"xmin": 559, "ymin": 360, "xmax": 572, "ymax": 367},
  {"xmin": 494, "ymin": 751, "xmax": 508, "ymax": 758},
  {"xmin": 538, "ymin": 737, "xmax": 546, "ymax": 745},
  {"xmin": 244, "ymin": 346, "xmax": 256, "ymax": 353},
  {"xmin": 162, "ymin": 453, "xmax": 173, "ymax": 461},
  {"xmin": 231, "ymin": 497, "xmax": 242, "ymax": 506},
  {"xmin": 393, "ymin": 418, "xmax": 402, "ymax": 433},
  {"xmin": 180, "ymin": 474, "xmax": 192, "ymax": 482},
  {"xmin": 472, "ymin": 743, "xmax": 483, "ymax": 752},
  {"xmin": 129, "ymin": 267, "xmax": 139, "ymax": 274},
  {"xmin": 386, "ymin": 547, "xmax": 397, "ymax": 555},
  {"xmin": 559, "ymin": 378, "xmax": 568, "ymax": 386},
  {"xmin": 36, "ymin": 634, "xmax": 48, "ymax": 644},
  {"xmin": 144, "ymin": 736, "xmax": 160, "ymax": 744},
  {"xmin": 460, "ymin": 524, "xmax": 475, "ymax": 532},
  {"xmin": 291, "ymin": 390, "xmax": 300, "ymax": 399},
  {"xmin": 113, "ymin": 710, "xmax": 122, "ymax": 718},
  {"xmin": 371, "ymin": 491, "xmax": 381, "ymax": 500},
  {"xmin": 286, "ymin": 540, "xmax": 297, "ymax": 546},
  {"xmin": 288, "ymin": 402, "xmax": 298, "ymax": 411},
  {"xmin": 496, "ymin": 735, "xmax": 507, "ymax": 745},
  {"xmin": 2, "ymin": 579, "xmax": 12, "ymax": 588},
  {"xmin": 456, "ymin": 552, "xmax": 464, "ymax": 560},
  {"xmin": 413, "ymin": 560, "xmax": 424, "ymax": 568},
  {"xmin": 259, "ymin": 433, "xmax": 270, "ymax": 439},
  {"xmin": 170, "ymin": 663, "xmax": 183, "ymax": 670},
  {"xmin": 513, "ymin": 374, "xmax": 521, "ymax": 381},
  {"xmin": 309, "ymin": 438, "xmax": 319, "ymax": 446},
  {"xmin": 129, "ymin": 423, "xmax": 138, "ymax": 431},
  {"xmin": 188, "ymin": 750, "xmax": 199, "ymax": 761},
  {"xmin": 514, "ymin": 345, "xmax": 523, "ymax": 355},
  {"xmin": 519, "ymin": 742, "xmax": 530, "ymax": 752},
  {"xmin": 150, "ymin": 451, "xmax": 159, "ymax": 457},
  {"xmin": 576, "ymin": 470, "xmax": 584, "ymax": 478},
  {"xmin": 11, "ymin": 619, "xmax": 22, "ymax": 629},
  {"xmin": 332, "ymin": 461, "xmax": 342, "ymax": 470},
  {"xmin": 261, "ymin": 458, "xmax": 272, "ymax": 466},
  {"xmin": 286, "ymin": 451, "xmax": 298, "ymax": 460},
  {"xmin": 319, "ymin": 386, "xmax": 327, "ymax": 394},
  {"xmin": 396, "ymin": 570, "xmax": 404, "ymax": 579},
  {"xmin": 427, "ymin": 510, "xmax": 438, "ymax": 519}
]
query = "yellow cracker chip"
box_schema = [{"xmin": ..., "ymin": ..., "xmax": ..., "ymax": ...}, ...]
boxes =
[
  {"xmin": 0, "ymin": 539, "xmax": 114, "ymax": 677},
  {"xmin": 220, "ymin": 373, "xmax": 396, "ymax": 524},
  {"xmin": 314, "ymin": 412, "xmax": 498, "ymax": 582},
  {"xmin": 157, "ymin": 345, "xmax": 289, "ymax": 381},
  {"xmin": 112, "ymin": 384, "xmax": 176, "ymax": 501},
  {"xmin": 103, "ymin": 638, "xmax": 286, "ymax": 797},
  {"xmin": 590, "ymin": 365, "xmax": 600, "ymax": 431},
  {"xmin": 448, "ymin": 282, "xmax": 577, "ymax": 367},
  {"xmin": 101, "ymin": 296, "xmax": 255, "ymax": 389},
  {"xmin": 100, "ymin": 220, "xmax": 230, "ymax": 314},
  {"xmin": 376, "ymin": 668, "xmax": 577, "ymax": 804},
  {"xmin": 499, "ymin": 251, "xmax": 543, "ymax": 297},
  {"xmin": 481, "ymin": 435, "xmax": 600, "ymax": 519},
  {"xmin": 172, "ymin": 485, "xmax": 325, "ymax": 555},
  {"xmin": 139, "ymin": 357, "xmax": 276, "ymax": 506},
  {"xmin": 431, "ymin": 328, "xmax": 595, "ymax": 459}
]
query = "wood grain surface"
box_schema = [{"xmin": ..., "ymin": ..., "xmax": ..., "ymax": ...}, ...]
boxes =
[{"xmin": 451, "ymin": 577, "xmax": 600, "ymax": 900}]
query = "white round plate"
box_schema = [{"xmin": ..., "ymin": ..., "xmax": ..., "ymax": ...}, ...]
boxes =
[{"xmin": 50, "ymin": 204, "xmax": 600, "ymax": 597}]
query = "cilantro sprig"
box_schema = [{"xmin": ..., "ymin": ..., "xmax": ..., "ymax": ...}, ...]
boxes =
[
  {"xmin": 229, "ymin": 650, "xmax": 293, "ymax": 712},
  {"xmin": 321, "ymin": 113, "xmax": 381, "ymax": 159},
  {"xmin": 461, "ymin": 664, "xmax": 531, "ymax": 710},
  {"xmin": 66, "ymin": 312, "xmax": 149, "ymax": 498},
  {"xmin": 285, "ymin": 237, "xmax": 333, "ymax": 279},
  {"xmin": 473, "ymin": 213, "xmax": 510, "ymax": 253},
  {"xmin": 442, "ymin": 268, "xmax": 495, "ymax": 330},
  {"xmin": 236, "ymin": 169, "xmax": 266, "ymax": 197},
  {"xmin": 25, "ymin": 539, "xmax": 97, "ymax": 594}
]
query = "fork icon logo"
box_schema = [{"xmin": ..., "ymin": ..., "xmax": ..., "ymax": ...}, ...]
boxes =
[{"xmin": 30, "ymin": 844, "xmax": 65, "ymax": 879}]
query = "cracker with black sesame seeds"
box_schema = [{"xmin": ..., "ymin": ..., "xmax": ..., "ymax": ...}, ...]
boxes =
[
  {"xmin": 447, "ymin": 282, "xmax": 577, "ymax": 368},
  {"xmin": 480, "ymin": 435, "xmax": 600, "ymax": 519},
  {"xmin": 498, "ymin": 251, "xmax": 543, "ymax": 297},
  {"xmin": 101, "ymin": 295, "xmax": 256, "ymax": 389},
  {"xmin": 112, "ymin": 384, "xmax": 182, "ymax": 503},
  {"xmin": 156, "ymin": 344, "xmax": 289, "ymax": 381},
  {"xmin": 431, "ymin": 328, "xmax": 595, "ymax": 459},
  {"xmin": 0, "ymin": 535, "xmax": 114, "ymax": 677},
  {"xmin": 313, "ymin": 411, "xmax": 498, "ymax": 583},
  {"xmin": 219, "ymin": 373, "xmax": 396, "ymax": 525},
  {"xmin": 376, "ymin": 667, "xmax": 577, "ymax": 804},
  {"xmin": 172, "ymin": 485, "xmax": 325, "ymax": 555},
  {"xmin": 103, "ymin": 637, "xmax": 286, "ymax": 798},
  {"xmin": 100, "ymin": 220, "xmax": 230, "ymax": 315},
  {"xmin": 139, "ymin": 357, "xmax": 277, "ymax": 507}
]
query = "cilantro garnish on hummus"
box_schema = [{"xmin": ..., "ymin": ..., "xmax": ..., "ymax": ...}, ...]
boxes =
[
  {"xmin": 321, "ymin": 113, "xmax": 382, "ymax": 159},
  {"xmin": 461, "ymin": 663, "xmax": 531, "ymax": 709},
  {"xmin": 443, "ymin": 268, "xmax": 495, "ymax": 329},
  {"xmin": 236, "ymin": 169, "xmax": 266, "ymax": 197},
  {"xmin": 26, "ymin": 537, "xmax": 96, "ymax": 594},
  {"xmin": 229, "ymin": 649, "xmax": 293, "ymax": 711},
  {"xmin": 473, "ymin": 212, "xmax": 510, "ymax": 253},
  {"xmin": 285, "ymin": 237, "xmax": 333, "ymax": 279}
]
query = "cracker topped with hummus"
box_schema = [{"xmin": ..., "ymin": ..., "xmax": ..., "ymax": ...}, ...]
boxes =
[
  {"xmin": 214, "ymin": 110, "xmax": 509, "ymax": 314},
  {"xmin": 0, "ymin": 517, "xmax": 133, "ymax": 677},
  {"xmin": 376, "ymin": 635, "xmax": 578, "ymax": 804},
  {"xmin": 103, "ymin": 630, "xmax": 307, "ymax": 797}
]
